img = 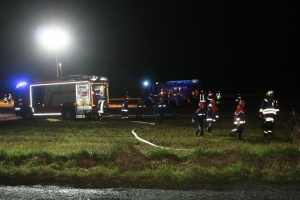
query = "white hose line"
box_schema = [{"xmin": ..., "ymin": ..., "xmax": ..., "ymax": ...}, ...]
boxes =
[{"xmin": 130, "ymin": 121, "xmax": 189, "ymax": 151}]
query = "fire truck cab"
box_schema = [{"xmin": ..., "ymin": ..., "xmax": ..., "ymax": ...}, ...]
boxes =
[
  {"xmin": 141, "ymin": 79, "xmax": 202, "ymax": 107},
  {"xmin": 14, "ymin": 74, "xmax": 109, "ymax": 120}
]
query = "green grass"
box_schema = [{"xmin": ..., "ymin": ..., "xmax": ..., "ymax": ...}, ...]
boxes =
[{"xmin": 0, "ymin": 109, "xmax": 299, "ymax": 189}]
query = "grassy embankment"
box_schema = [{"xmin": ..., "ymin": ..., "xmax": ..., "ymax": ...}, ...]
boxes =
[{"xmin": 0, "ymin": 105, "xmax": 299, "ymax": 189}]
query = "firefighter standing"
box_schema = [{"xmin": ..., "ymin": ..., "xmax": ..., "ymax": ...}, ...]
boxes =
[
  {"xmin": 206, "ymin": 98, "xmax": 218, "ymax": 135},
  {"xmin": 4, "ymin": 94, "xmax": 7, "ymax": 104},
  {"xmin": 259, "ymin": 90, "xmax": 280, "ymax": 137},
  {"xmin": 216, "ymin": 91, "xmax": 221, "ymax": 104},
  {"xmin": 136, "ymin": 99, "xmax": 143, "ymax": 120},
  {"xmin": 199, "ymin": 90, "xmax": 205, "ymax": 103},
  {"xmin": 192, "ymin": 102, "xmax": 206, "ymax": 136},
  {"xmin": 155, "ymin": 98, "xmax": 167, "ymax": 124},
  {"xmin": 206, "ymin": 91, "xmax": 213, "ymax": 104},
  {"xmin": 125, "ymin": 92, "xmax": 129, "ymax": 102},
  {"xmin": 236, "ymin": 94, "xmax": 241, "ymax": 103},
  {"xmin": 8, "ymin": 93, "xmax": 12, "ymax": 104},
  {"xmin": 230, "ymin": 100, "xmax": 246, "ymax": 139},
  {"xmin": 121, "ymin": 98, "xmax": 129, "ymax": 119}
]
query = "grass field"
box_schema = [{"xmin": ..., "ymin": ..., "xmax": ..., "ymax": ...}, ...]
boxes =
[{"xmin": 0, "ymin": 96, "xmax": 299, "ymax": 189}]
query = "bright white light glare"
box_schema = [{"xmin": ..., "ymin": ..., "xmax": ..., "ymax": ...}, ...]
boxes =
[
  {"xmin": 36, "ymin": 26, "xmax": 69, "ymax": 50},
  {"xmin": 143, "ymin": 81, "xmax": 149, "ymax": 86},
  {"xmin": 16, "ymin": 82, "xmax": 27, "ymax": 88}
]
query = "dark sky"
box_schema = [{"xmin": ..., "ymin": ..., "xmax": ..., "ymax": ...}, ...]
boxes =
[{"xmin": 0, "ymin": 0, "xmax": 299, "ymax": 97}]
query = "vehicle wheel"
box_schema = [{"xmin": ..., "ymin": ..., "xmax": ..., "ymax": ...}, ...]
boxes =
[{"xmin": 64, "ymin": 110, "xmax": 75, "ymax": 120}]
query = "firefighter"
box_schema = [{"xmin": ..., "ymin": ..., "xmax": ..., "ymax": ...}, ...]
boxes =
[
  {"xmin": 236, "ymin": 94, "xmax": 241, "ymax": 103},
  {"xmin": 230, "ymin": 100, "xmax": 246, "ymax": 139},
  {"xmin": 8, "ymin": 93, "xmax": 12, "ymax": 104},
  {"xmin": 4, "ymin": 94, "xmax": 7, "ymax": 104},
  {"xmin": 155, "ymin": 98, "xmax": 167, "ymax": 124},
  {"xmin": 199, "ymin": 90, "xmax": 205, "ymax": 103},
  {"xmin": 192, "ymin": 102, "xmax": 206, "ymax": 136},
  {"xmin": 206, "ymin": 98, "xmax": 218, "ymax": 135},
  {"xmin": 136, "ymin": 99, "xmax": 143, "ymax": 120},
  {"xmin": 206, "ymin": 91, "xmax": 213, "ymax": 103},
  {"xmin": 216, "ymin": 91, "xmax": 221, "ymax": 104},
  {"xmin": 259, "ymin": 90, "xmax": 280, "ymax": 137},
  {"xmin": 121, "ymin": 98, "xmax": 129, "ymax": 119},
  {"xmin": 125, "ymin": 92, "xmax": 129, "ymax": 102}
]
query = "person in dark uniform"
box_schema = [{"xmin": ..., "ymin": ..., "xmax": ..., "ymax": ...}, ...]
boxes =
[
  {"xmin": 136, "ymin": 99, "xmax": 143, "ymax": 120},
  {"xmin": 206, "ymin": 98, "xmax": 219, "ymax": 135},
  {"xmin": 230, "ymin": 100, "xmax": 246, "ymax": 139},
  {"xmin": 259, "ymin": 90, "xmax": 280, "ymax": 137},
  {"xmin": 121, "ymin": 98, "xmax": 129, "ymax": 119},
  {"xmin": 154, "ymin": 98, "xmax": 167, "ymax": 124},
  {"xmin": 192, "ymin": 102, "xmax": 206, "ymax": 136}
]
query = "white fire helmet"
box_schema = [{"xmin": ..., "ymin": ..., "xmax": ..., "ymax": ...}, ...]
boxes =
[{"xmin": 266, "ymin": 90, "xmax": 274, "ymax": 96}]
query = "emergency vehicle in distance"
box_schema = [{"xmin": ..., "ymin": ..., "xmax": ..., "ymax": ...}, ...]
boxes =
[
  {"xmin": 14, "ymin": 74, "xmax": 109, "ymax": 120},
  {"xmin": 141, "ymin": 79, "xmax": 202, "ymax": 107}
]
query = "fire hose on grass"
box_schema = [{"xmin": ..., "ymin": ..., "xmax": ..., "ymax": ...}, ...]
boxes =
[{"xmin": 130, "ymin": 121, "xmax": 189, "ymax": 151}]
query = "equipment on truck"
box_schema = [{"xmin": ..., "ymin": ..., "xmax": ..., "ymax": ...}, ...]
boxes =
[
  {"xmin": 141, "ymin": 79, "xmax": 202, "ymax": 107},
  {"xmin": 14, "ymin": 74, "xmax": 109, "ymax": 120}
]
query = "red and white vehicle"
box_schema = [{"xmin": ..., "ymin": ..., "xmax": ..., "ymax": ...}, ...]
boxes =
[
  {"xmin": 141, "ymin": 79, "xmax": 202, "ymax": 107},
  {"xmin": 14, "ymin": 74, "xmax": 109, "ymax": 120}
]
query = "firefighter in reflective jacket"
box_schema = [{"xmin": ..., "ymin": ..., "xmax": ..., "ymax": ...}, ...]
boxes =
[
  {"xmin": 236, "ymin": 94, "xmax": 241, "ymax": 103},
  {"xmin": 155, "ymin": 98, "xmax": 167, "ymax": 124},
  {"xmin": 121, "ymin": 98, "xmax": 129, "ymax": 119},
  {"xmin": 230, "ymin": 100, "xmax": 246, "ymax": 139},
  {"xmin": 192, "ymin": 102, "xmax": 206, "ymax": 136},
  {"xmin": 259, "ymin": 90, "xmax": 280, "ymax": 137},
  {"xmin": 206, "ymin": 91, "xmax": 213, "ymax": 104},
  {"xmin": 199, "ymin": 90, "xmax": 205, "ymax": 103},
  {"xmin": 216, "ymin": 91, "xmax": 221, "ymax": 104},
  {"xmin": 136, "ymin": 99, "xmax": 143, "ymax": 120},
  {"xmin": 206, "ymin": 98, "xmax": 219, "ymax": 135}
]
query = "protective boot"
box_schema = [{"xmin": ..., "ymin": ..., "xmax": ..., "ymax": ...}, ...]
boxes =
[
  {"xmin": 207, "ymin": 127, "xmax": 213, "ymax": 135},
  {"xmin": 238, "ymin": 132, "xmax": 242, "ymax": 139}
]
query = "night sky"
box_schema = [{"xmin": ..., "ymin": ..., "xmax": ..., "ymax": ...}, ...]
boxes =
[{"xmin": 0, "ymin": 1, "xmax": 299, "ymax": 98}]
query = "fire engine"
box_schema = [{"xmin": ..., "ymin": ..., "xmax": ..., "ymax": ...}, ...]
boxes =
[
  {"xmin": 14, "ymin": 74, "xmax": 109, "ymax": 120},
  {"xmin": 141, "ymin": 79, "xmax": 202, "ymax": 107}
]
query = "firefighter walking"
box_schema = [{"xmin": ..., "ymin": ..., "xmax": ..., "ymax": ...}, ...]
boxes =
[
  {"xmin": 155, "ymin": 98, "xmax": 167, "ymax": 124},
  {"xmin": 259, "ymin": 90, "xmax": 280, "ymax": 137},
  {"xmin": 230, "ymin": 100, "xmax": 246, "ymax": 139},
  {"xmin": 206, "ymin": 98, "xmax": 219, "ymax": 135},
  {"xmin": 192, "ymin": 102, "xmax": 206, "ymax": 136}
]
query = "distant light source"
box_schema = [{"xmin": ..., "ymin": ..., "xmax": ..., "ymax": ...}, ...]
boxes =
[
  {"xmin": 36, "ymin": 26, "xmax": 70, "ymax": 77},
  {"xmin": 37, "ymin": 26, "xmax": 69, "ymax": 50},
  {"xmin": 143, "ymin": 81, "xmax": 149, "ymax": 86}
]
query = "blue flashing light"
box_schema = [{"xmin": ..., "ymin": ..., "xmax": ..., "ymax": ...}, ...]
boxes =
[{"xmin": 16, "ymin": 82, "xmax": 27, "ymax": 88}]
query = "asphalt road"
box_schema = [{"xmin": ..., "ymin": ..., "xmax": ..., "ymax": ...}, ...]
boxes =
[{"xmin": 0, "ymin": 183, "xmax": 299, "ymax": 200}]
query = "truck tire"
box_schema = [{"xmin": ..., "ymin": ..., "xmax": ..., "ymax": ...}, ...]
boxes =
[{"xmin": 64, "ymin": 110, "xmax": 75, "ymax": 120}]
